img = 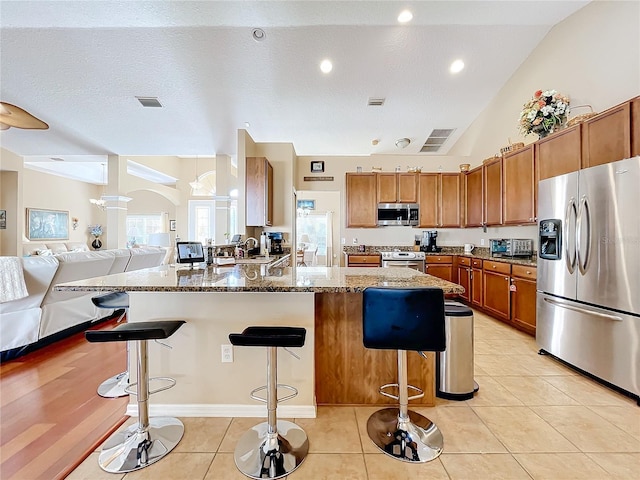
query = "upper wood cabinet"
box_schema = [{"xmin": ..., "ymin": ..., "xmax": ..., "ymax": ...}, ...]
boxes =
[
  {"xmin": 346, "ymin": 173, "xmax": 377, "ymax": 227},
  {"xmin": 535, "ymin": 124, "xmax": 582, "ymax": 181},
  {"xmin": 503, "ymin": 145, "xmax": 536, "ymax": 225},
  {"xmin": 582, "ymin": 101, "xmax": 631, "ymax": 168},
  {"xmin": 377, "ymin": 173, "xmax": 418, "ymax": 203},
  {"xmin": 632, "ymin": 96, "xmax": 640, "ymax": 157},
  {"xmin": 464, "ymin": 166, "xmax": 483, "ymax": 227},
  {"xmin": 246, "ymin": 156, "xmax": 273, "ymax": 227},
  {"xmin": 417, "ymin": 173, "xmax": 461, "ymax": 228},
  {"xmin": 440, "ymin": 173, "xmax": 462, "ymax": 227},
  {"xmin": 483, "ymin": 157, "xmax": 503, "ymax": 226}
]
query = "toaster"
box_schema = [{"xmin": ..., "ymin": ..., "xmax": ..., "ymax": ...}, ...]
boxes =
[{"xmin": 489, "ymin": 239, "xmax": 533, "ymax": 258}]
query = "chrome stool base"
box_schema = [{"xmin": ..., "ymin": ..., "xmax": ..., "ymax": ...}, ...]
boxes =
[
  {"xmin": 234, "ymin": 420, "xmax": 309, "ymax": 479},
  {"xmin": 97, "ymin": 371, "xmax": 129, "ymax": 398},
  {"xmin": 367, "ymin": 407, "xmax": 443, "ymax": 463},
  {"xmin": 98, "ymin": 417, "xmax": 184, "ymax": 473}
]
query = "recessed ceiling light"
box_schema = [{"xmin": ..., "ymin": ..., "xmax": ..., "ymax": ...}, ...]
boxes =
[
  {"xmin": 320, "ymin": 59, "xmax": 333, "ymax": 74},
  {"xmin": 450, "ymin": 59, "xmax": 465, "ymax": 74},
  {"xmin": 398, "ymin": 10, "xmax": 413, "ymax": 23},
  {"xmin": 252, "ymin": 28, "xmax": 265, "ymax": 41}
]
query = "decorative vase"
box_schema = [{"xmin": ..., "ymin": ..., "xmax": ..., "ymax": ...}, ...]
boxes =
[{"xmin": 91, "ymin": 238, "xmax": 102, "ymax": 250}]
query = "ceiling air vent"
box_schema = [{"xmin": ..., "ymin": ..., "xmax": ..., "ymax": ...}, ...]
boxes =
[
  {"xmin": 420, "ymin": 128, "xmax": 455, "ymax": 153},
  {"xmin": 367, "ymin": 97, "xmax": 385, "ymax": 107},
  {"xmin": 136, "ymin": 97, "xmax": 163, "ymax": 108}
]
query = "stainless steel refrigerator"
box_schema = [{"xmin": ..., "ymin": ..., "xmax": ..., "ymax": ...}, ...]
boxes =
[{"xmin": 537, "ymin": 156, "xmax": 639, "ymax": 401}]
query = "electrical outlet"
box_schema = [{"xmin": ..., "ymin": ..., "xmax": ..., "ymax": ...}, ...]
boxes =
[
  {"xmin": 480, "ymin": 239, "xmax": 485, "ymax": 246},
  {"xmin": 341, "ymin": 237, "xmax": 346, "ymax": 245},
  {"xmin": 352, "ymin": 237, "xmax": 358, "ymax": 245},
  {"xmin": 221, "ymin": 344, "xmax": 233, "ymax": 363}
]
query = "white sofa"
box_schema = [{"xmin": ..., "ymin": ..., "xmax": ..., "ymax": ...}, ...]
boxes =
[{"xmin": 0, "ymin": 246, "xmax": 165, "ymax": 360}]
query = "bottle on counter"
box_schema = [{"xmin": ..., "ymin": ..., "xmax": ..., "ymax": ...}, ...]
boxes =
[{"xmin": 260, "ymin": 232, "xmax": 268, "ymax": 256}]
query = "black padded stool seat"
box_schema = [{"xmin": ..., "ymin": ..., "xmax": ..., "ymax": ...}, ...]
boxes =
[
  {"xmin": 228, "ymin": 325, "xmax": 309, "ymax": 479},
  {"xmin": 85, "ymin": 319, "xmax": 186, "ymax": 474},
  {"xmin": 362, "ymin": 287, "xmax": 446, "ymax": 464},
  {"xmin": 89, "ymin": 291, "xmax": 131, "ymax": 398},
  {"xmin": 91, "ymin": 291, "xmax": 129, "ymax": 309},
  {"xmin": 229, "ymin": 326, "xmax": 306, "ymax": 348},
  {"xmin": 86, "ymin": 320, "xmax": 185, "ymax": 343}
]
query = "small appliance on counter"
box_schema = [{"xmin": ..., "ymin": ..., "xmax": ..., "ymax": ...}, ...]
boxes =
[
  {"xmin": 267, "ymin": 232, "xmax": 284, "ymax": 255},
  {"xmin": 489, "ymin": 238, "xmax": 533, "ymax": 258},
  {"xmin": 420, "ymin": 230, "xmax": 441, "ymax": 253}
]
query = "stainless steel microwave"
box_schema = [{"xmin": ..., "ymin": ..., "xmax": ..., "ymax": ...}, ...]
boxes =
[{"xmin": 377, "ymin": 203, "xmax": 419, "ymax": 226}]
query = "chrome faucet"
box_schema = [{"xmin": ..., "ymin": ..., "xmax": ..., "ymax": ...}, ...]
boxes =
[{"xmin": 244, "ymin": 237, "xmax": 258, "ymax": 250}]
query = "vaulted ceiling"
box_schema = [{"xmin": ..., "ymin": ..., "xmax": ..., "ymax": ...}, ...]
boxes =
[{"xmin": 0, "ymin": 1, "xmax": 589, "ymax": 182}]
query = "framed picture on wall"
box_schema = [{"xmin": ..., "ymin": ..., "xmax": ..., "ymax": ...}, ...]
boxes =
[
  {"xmin": 0, "ymin": 210, "xmax": 6, "ymax": 229},
  {"xmin": 26, "ymin": 208, "xmax": 69, "ymax": 240},
  {"xmin": 310, "ymin": 160, "xmax": 325, "ymax": 173},
  {"xmin": 169, "ymin": 219, "xmax": 176, "ymax": 231}
]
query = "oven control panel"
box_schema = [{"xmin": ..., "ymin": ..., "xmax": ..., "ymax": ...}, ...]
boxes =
[{"xmin": 380, "ymin": 251, "xmax": 426, "ymax": 260}]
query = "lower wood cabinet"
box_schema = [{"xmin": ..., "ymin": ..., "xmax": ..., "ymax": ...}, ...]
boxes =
[
  {"xmin": 346, "ymin": 254, "xmax": 381, "ymax": 267},
  {"xmin": 510, "ymin": 264, "xmax": 537, "ymax": 335},
  {"xmin": 471, "ymin": 259, "xmax": 483, "ymax": 308},
  {"xmin": 425, "ymin": 255, "xmax": 453, "ymax": 281},
  {"xmin": 482, "ymin": 260, "xmax": 511, "ymax": 321}
]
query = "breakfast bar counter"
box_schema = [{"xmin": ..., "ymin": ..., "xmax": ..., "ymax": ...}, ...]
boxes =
[{"xmin": 57, "ymin": 265, "xmax": 463, "ymax": 417}]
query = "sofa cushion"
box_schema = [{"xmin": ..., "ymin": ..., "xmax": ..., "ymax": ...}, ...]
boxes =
[
  {"xmin": 65, "ymin": 242, "xmax": 90, "ymax": 252},
  {"xmin": 23, "ymin": 243, "xmax": 48, "ymax": 256},
  {"xmin": 47, "ymin": 243, "xmax": 69, "ymax": 255}
]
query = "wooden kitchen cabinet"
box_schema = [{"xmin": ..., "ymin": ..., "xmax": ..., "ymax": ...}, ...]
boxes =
[
  {"xmin": 346, "ymin": 173, "xmax": 377, "ymax": 227},
  {"xmin": 464, "ymin": 166, "xmax": 483, "ymax": 227},
  {"xmin": 425, "ymin": 255, "xmax": 453, "ymax": 281},
  {"xmin": 536, "ymin": 124, "xmax": 582, "ymax": 181},
  {"xmin": 456, "ymin": 257, "xmax": 482, "ymax": 306},
  {"xmin": 510, "ymin": 264, "xmax": 537, "ymax": 335},
  {"xmin": 419, "ymin": 173, "xmax": 461, "ymax": 228},
  {"xmin": 632, "ymin": 96, "xmax": 640, "ymax": 157},
  {"xmin": 377, "ymin": 173, "xmax": 418, "ymax": 203},
  {"xmin": 582, "ymin": 101, "xmax": 631, "ymax": 168},
  {"xmin": 483, "ymin": 157, "xmax": 503, "ymax": 226},
  {"xmin": 346, "ymin": 254, "xmax": 381, "ymax": 267},
  {"xmin": 503, "ymin": 145, "xmax": 536, "ymax": 225},
  {"xmin": 471, "ymin": 258, "xmax": 483, "ymax": 308},
  {"xmin": 440, "ymin": 174, "xmax": 462, "ymax": 227},
  {"xmin": 246, "ymin": 156, "xmax": 273, "ymax": 227},
  {"xmin": 482, "ymin": 260, "xmax": 511, "ymax": 321},
  {"xmin": 457, "ymin": 257, "xmax": 471, "ymax": 302}
]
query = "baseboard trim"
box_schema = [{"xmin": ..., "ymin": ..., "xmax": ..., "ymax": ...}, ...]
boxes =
[{"xmin": 126, "ymin": 404, "xmax": 317, "ymax": 418}]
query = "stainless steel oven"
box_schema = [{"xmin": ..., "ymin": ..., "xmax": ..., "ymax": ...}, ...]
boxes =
[{"xmin": 380, "ymin": 251, "xmax": 425, "ymax": 272}]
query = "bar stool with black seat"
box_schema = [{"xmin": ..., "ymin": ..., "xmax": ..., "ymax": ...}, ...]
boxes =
[
  {"xmin": 363, "ymin": 286, "xmax": 446, "ymax": 463},
  {"xmin": 91, "ymin": 291, "xmax": 130, "ymax": 398},
  {"xmin": 85, "ymin": 320, "xmax": 186, "ymax": 473},
  {"xmin": 229, "ymin": 326, "xmax": 309, "ymax": 479}
]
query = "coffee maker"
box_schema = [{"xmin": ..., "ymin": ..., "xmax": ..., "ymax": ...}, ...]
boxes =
[
  {"xmin": 268, "ymin": 232, "xmax": 284, "ymax": 255},
  {"xmin": 421, "ymin": 230, "xmax": 441, "ymax": 253}
]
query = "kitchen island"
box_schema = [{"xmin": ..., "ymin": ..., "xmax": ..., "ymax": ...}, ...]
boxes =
[{"xmin": 56, "ymin": 264, "xmax": 463, "ymax": 418}]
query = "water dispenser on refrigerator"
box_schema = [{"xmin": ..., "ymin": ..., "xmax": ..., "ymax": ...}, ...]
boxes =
[{"xmin": 539, "ymin": 219, "xmax": 561, "ymax": 260}]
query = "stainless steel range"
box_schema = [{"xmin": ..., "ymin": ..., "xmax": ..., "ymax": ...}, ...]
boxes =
[{"xmin": 380, "ymin": 251, "xmax": 425, "ymax": 273}]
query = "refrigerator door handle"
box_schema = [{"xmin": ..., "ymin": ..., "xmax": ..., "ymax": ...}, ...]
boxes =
[
  {"xmin": 576, "ymin": 195, "xmax": 591, "ymax": 275},
  {"xmin": 543, "ymin": 297, "xmax": 623, "ymax": 321},
  {"xmin": 564, "ymin": 198, "xmax": 577, "ymax": 273}
]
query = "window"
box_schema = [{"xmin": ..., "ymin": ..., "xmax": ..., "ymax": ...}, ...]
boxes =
[
  {"xmin": 126, "ymin": 214, "xmax": 163, "ymax": 246},
  {"xmin": 189, "ymin": 200, "xmax": 215, "ymax": 244}
]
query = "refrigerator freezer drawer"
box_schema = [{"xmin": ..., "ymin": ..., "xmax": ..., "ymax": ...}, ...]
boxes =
[{"xmin": 537, "ymin": 292, "xmax": 640, "ymax": 398}]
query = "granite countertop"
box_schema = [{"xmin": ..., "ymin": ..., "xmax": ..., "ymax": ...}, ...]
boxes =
[
  {"xmin": 343, "ymin": 246, "xmax": 537, "ymax": 267},
  {"xmin": 55, "ymin": 265, "xmax": 464, "ymax": 294}
]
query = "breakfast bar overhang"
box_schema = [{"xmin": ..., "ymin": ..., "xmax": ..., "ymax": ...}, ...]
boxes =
[{"xmin": 56, "ymin": 265, "xmax": 464, "ymax": 418}]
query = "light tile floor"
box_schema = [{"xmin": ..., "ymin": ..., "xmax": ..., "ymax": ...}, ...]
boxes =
[{"xmin": 68, "ymin": 310, "xmax": 639, "ymax": 480}]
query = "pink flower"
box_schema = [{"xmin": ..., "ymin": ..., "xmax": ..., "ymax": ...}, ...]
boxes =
[{"xmin": 534, "ymin": 90, "xmax": 543, "ymax": 98}]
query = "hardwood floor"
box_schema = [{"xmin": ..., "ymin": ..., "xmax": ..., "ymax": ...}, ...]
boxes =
[{"xmin": 0, "ymin": 318, "xmax": 129, "ymax": 480}]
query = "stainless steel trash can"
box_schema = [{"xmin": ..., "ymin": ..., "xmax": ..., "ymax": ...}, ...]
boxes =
[{"xmin": 436, "ymin": 302, "xmax": 475, "ymax": 400}]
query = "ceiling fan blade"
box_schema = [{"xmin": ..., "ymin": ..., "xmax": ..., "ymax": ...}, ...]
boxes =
[{"xmin": 0, "ymin": 102, "xmax": 49, "ymax": 130}]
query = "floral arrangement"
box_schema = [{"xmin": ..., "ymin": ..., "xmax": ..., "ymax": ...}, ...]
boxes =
[
  {"xmin": 519, "ymin": 89, "xmax": 570, "ymax": 137},
  {"xmin": 89, "ymin": 224, "xmax": 103, "ymax": 237}
]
